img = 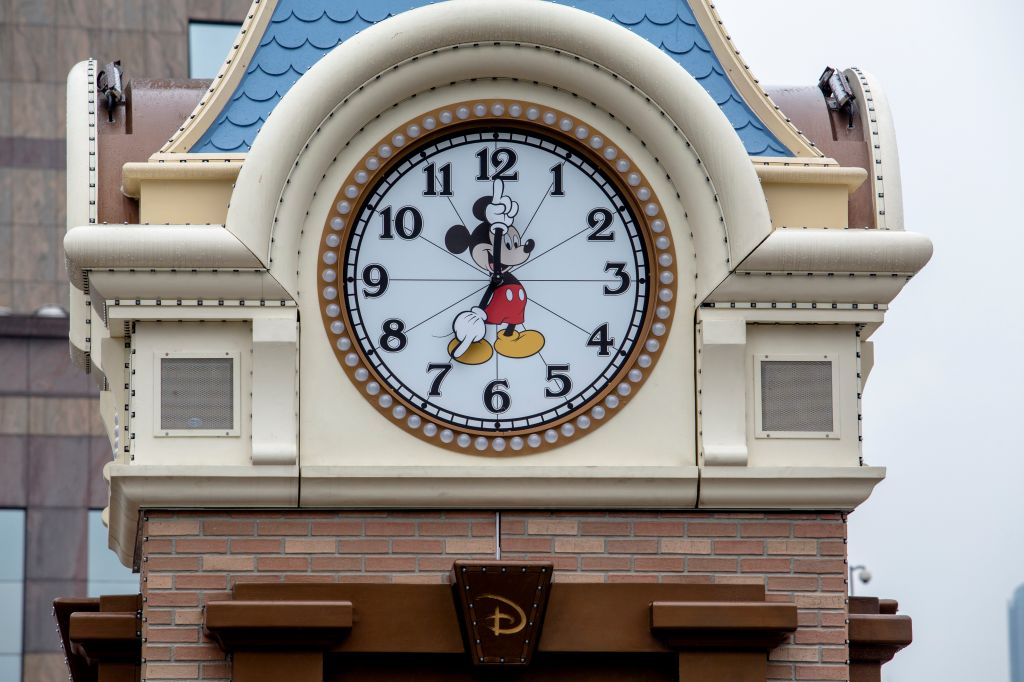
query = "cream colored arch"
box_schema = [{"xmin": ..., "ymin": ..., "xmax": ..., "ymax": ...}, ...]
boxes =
[{"xmin": 225, "ymin": 0, "xmax": 773, "ymax": 303}]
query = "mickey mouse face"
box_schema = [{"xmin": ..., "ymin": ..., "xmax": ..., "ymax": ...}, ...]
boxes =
[{"xmin": 444, "ymin": 195, "xmax": 535, "ymax": 273}]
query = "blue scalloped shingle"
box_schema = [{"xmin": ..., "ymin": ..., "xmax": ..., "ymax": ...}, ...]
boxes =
[{"xmin": 192, "ymin": 0, "xmax": 792, "ymax": 156}]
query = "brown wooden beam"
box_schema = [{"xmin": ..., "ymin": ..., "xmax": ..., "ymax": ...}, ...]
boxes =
[
  {"xmin": 204, "ymin": 600, "xmax": 353, "ymax": 651},
  {"xmin": 848, "ymin": 596, "xmax": 913, "ymax": 682}
]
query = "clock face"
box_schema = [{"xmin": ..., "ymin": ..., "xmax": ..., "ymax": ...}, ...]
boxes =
[{"xmin": 319, "ymin": 101, "xmax": 677, "ymax": 453}]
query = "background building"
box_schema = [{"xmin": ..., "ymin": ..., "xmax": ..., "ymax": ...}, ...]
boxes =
[
  {"xmin": 1, "ymin": 3, "xmax": 246, "ymax": 680},
  {"xmin": 1012, "ymin": 584, "xmax": 1024, "ymax": 682}
]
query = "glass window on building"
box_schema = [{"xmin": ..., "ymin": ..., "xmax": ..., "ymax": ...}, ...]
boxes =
[
  {"xmin": 0, "ymin": 511, "xmax": 24, "ymax": 682},
  {"xmin": 189, "ymin": 21, "xmax": 243, "ymax": 78},
  {"xmin": 87, "ymin": 511, "xmax": 139, "ymax": 597}
]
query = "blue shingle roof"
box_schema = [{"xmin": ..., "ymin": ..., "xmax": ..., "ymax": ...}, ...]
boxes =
[{"xmin": 192, "ymin": 0, "xmax": 792, "ymax": 156}]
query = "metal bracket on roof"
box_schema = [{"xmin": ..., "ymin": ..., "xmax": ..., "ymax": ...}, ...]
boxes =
[
  {"xmin": 819, "ymin": 66, "xmax": 856, "ymax": 128},
  {"xmin": 98, "ymin": 60, "xmax": 124, "ymax": 124}
]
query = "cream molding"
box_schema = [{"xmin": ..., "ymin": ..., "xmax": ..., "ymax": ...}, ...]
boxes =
[
  {"xmin": 755, "ymin": 165, "xmax": 868, "ymax": 193},
  {"xmin": 121, "ymin": 161, "xmax": 241, "ymax": 198}
]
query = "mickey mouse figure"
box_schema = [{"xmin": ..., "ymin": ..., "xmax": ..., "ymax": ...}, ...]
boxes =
[{"xmin": 444, "ymin": 179, "xmax": 545, "ymax": 364}]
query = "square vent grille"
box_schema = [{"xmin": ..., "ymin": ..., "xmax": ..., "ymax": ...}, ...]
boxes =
[
  {"xmin": 759, "ymin": 359, "xmax": 834, "ymax": 434},
  {"xmin": 160, "ymin": 357, "xmax": 234, "ymax": 431}
]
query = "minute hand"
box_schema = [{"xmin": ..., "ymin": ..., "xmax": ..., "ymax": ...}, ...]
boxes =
[{"xmin": 479, "ymin": 226, "xmax": 505, "ymax": 308}]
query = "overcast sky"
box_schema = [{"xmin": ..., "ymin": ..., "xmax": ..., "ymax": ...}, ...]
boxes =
[{"xmin": 714, "ymin": 1, "xmax": 1024, "ymax": 679}]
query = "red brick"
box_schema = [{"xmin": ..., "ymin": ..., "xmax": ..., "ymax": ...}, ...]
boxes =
[
  {"xmin": 794, "ymin": 559, "xmax": 846, "ymax": 574},
  {"xmin": 633, "ymin": 521, "xmax": 684, "ymax": 536},
  {"xmin": 143, "ymin": 664, "xmax": 200, "ymax": 679},
  {"xmin": 391, "ymin": 539, "xmax": 443, "ymax": 553},
  {"xmin": 526, "ymin": 519, "xmax": 578, "ymax": 535},
  {"xmin": 418, "ymin": 557, "xmax": 459, "ymax": 571},
  {"xmin": 740, "ymin": 523, "xmax": 793, "ymax": 537},
  {"xmin": 606, "ymin": 539, "xmax": 658, "ymax": 554},
  {"xmin": 471, "ymin": 522, "xmax": 495, "ymax": 536},
  {"xmin": 200, "ymin": 663, "xmax": 232, "ymax": 678},
  {"xmin": 500, "ymin": 537, "xmax": 552, "ymax": 552},
  {"xmin": 714, "ymin": 540, "xmax": 765, "ymax": 555},
  {"xmin": 146, "ymin": 611, "xmax": 173, "ymax": 625},
  {"xmin": 661, "ymin": 574, "xmax": 715, "ymax": 584},
  {"xmin": 554, "ymin": 537, "xmax": 604, "ymax": 553},
  {"xmin": 767, "ymin": 576, "xmax": 818, "ymax": 592},
  {"xmin": 173, "ymin": 645, "xmax": 225, "ymax": 661},
  {"xmin": 146, "ymin": 592, "xmax": 200, "ymax": 607},
  {"xmin": 821, "ymin": 646, "xmax": 849, "ymax": 662},
  {"xmin": 767, "ymin": 663, "xmax": 794, "ymax": 680},
  {"xmin": 146, "ymin": 556, "xmax": 200, "ymax": 572},
  {"xmin": 418, "ymin": 521, "xmax": 470, "ymax": 536},
  {"xmin": 282, "ymin": 574, "xmax": 336, "ymax": 583},
  {"xmin": 174, "ymin": 609, "xmax": 204, "ymax": 626},
  {"xmin": 338, "ymin": 539, "xmax": 389, "ymax": 554},
  {"xmin": 366, "ymin": 557, "xmax": 417, "ymax": 572},
  {"xmin": 741, "ymin": 558, "xmax": 792, "ymax": 573},
  {"xmin": 257, "ymin": 521, "xmax": 309, "ymax": 536},
  {"xmin": 311, "ymin": 557, "xmax": 362, "ymax": 571},
  {"xmin": 284, "ymin": 538, "xmax": 336, "ymax": 554},
  {"xmin": 230, "ymin": 538, "xmax": 282, "ymax": 553},
  {"xmin": 608, "ymin": 573, "xmax": 659, "ymax": 583},
  {"xmin": 202, "ymin": 556, "xmax": 255, "ymax": 571},
  {"xmin": 581, "ymin": 556, "xmax": 631, "ymax": 571},
  {"xmin": 364, "ymin": 521, "xmax": 417, "ymax": 536},
  {"xmin": 794, "ymin": 523, "xmax": 846, "ymax": 539},
  {"xmin": 819, "ymin": 540, "xmax": 846, "ymax": 556},
  {"xmin": 146, "ymin": 627, "xmax": 199, "ymax": 643},
  {"xmin": 686, "ymin": 557, "xmax": 738, "ymax": 572},
  {"xmin": 175, "ymin": 538, "xmax": 228, "ymax": 553},
  {"xmin": 175, "ymin": 575, "xmax": 228, "ymax": 590},
  {"xmin": 795, "ymin": 664, "xmax": 848, "ymax": 680},
  {"xmin": 767, "ymin": 540, "xmax": 818, "ymax": 556},
  {"xmin": 578, "ymin": 521, "xmax": 631, "ymax": 535},
  {"xmin": 821, "ymin": 612, "xmax": 847, "ymax": 627},
  {"xmin": 202, "ymin": 520, "xmax": 256, "ymax": 536},
  {"xmin": 311, "ymin": 521, "xmax": 364, "ymax": 536},
  {"xmin": 444, "ymin": 538, "xmax": 495, "ymax": 554},
  {"xmin": 144, "ymin": 539, "xmax": 173, "ymax": 553},
  {"xmin": 686, "ymin": 522, "xmax": 738, "ymax": 537},
  {"xmin": 143, "ymin": 645, "xmax": 171, "ymax": 660},
  {"xmin": 147, "ymin": 520, "xmax": 200, "ymax": 536},
  {"xmin": 633, "ymin": 556, "xmax": 684, "ymax": 571},
  {"xmin": 257, "ymin": 556, "xmax": 309, "ymax": 572},
  {"xmin": 498, "ymin": 519, "xmax": 526, "ymax": 535},
  {"xmin": 821, "ymin": 576, "xmax": 848, "ymax": 592},
  {"xmin": 660, "ymin": 539, "xmax": 712, "ymax": 554}
]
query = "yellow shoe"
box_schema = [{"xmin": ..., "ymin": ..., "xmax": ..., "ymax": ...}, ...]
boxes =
[
  {"xmin": 494, "ymin": 330, "xmax": 545, "ymax": 358},
  {"xmin": 447, "ymin": 338, "xmax": 493, "ymax": 365}
]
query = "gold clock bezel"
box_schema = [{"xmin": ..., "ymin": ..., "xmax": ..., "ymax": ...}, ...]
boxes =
[{"xmin": 318, "ymin": 100, "xmax": 678, "ymax": 455}]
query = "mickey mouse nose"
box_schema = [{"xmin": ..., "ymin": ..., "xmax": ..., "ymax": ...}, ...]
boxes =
[{"xmin": 524, "ymin": 239, "xmax": 535, "ymax": 253}]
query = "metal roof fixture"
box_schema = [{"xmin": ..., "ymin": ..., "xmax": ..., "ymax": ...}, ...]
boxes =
[
  {"xmin": 819, "ymin": 65, "xmax": 856, "ymax": 127},
  {"xmin": 97, "ymin": 60, "xmax": 124, "ymax": 123}
]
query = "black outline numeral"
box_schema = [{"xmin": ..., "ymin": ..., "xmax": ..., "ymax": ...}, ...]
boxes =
[
  {"xmin": 586, "ymin": 208, "xmax": 614, "ymax": 241},
  {"xmin": 603, "ymin": 262, "xmax": 630, "ymax": 295},
  {"xmin": 379, "ymin": 205, "xmax": 423, "ymax": 240},
  {"xmin": 544, "ymin": 364, "xmax": 573, "ymax": 399},
  {"xmin": 483, "ymin": 379, "xmax": 512, "ymax": 413},
  {"xmin": 423, "ymin": 162, "xmax": 453, "ymax": 196},
  {"xmin": 379, "ymin": 319, "xmax": 408, "ymax": 352},
  {"xmin": 426, "ymin": 363, "xmax": 453, "ymax": 397},
  {"xmin": 586, "ymin": 324, "xmax": 615, "ymax": 357},
  {"xmin": 361, "ymin": 264, "xmax": 389, "ymax": 298},
  {"xmin": 476, "ymin": 147, "xmax": 519, "ymax": 181}
]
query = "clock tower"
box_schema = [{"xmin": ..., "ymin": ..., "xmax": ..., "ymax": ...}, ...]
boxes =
[{"xmin": 57, "ymin": 2, "xmax": 929, "ymax": 681}]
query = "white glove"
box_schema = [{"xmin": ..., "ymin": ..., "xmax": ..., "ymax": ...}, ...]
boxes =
[
  {"xmin": 452, "ymin": 307, "xmax": 487, "ymax": 358},
  {"xmin": 484, "ymin": 178, "xmax": 519, "ymax": 233}
]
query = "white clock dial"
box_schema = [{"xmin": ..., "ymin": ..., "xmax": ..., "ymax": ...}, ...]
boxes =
[{"xmin": 340, "ymin": 128, "xmax": 649, "ymax": 434}]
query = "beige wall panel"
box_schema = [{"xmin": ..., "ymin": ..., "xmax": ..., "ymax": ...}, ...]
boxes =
[
  {"xmin": 138, "ymin": 179, "xmax": 233, "ymax": 225},
  {"xmin": 131, "ymin": 321, "xmax": 252, "ymax": 467},
  {"xmin": 744, "ymin": 324, "xmax": 860, "ymax": 468},
  {"xmin": 762, "ymin": 184, "xmax": 850, "ymax": 229}
]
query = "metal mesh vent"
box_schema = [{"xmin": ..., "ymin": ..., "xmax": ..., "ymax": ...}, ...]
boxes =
[
  {"xmin": 760, "ymin": 360, "xmax": 833, "ymax": 433},
  {"xmin": 160, "ymin": 357, "xmax": 233, "ymax": 431}
]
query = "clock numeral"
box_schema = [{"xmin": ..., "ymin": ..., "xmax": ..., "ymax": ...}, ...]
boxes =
[
  {"xmin": 483, "ymin": 379, "xmax": 512, "ymax": 414},
  {"xmin": 603, "ymin": 262, "xmax": 630, "ymax": 295},
  {"xmin": 476, "ymin": 147, "xmax": 519, "ymax": 181},
  {"xmin": 549, "ymin": 163, "xmax": 565, "ymax": 197},
  {"xmin": 544, "ymin": 364, "xmax": 573, "ymax": 399},
  {"xmin": 379, "ymin": 319, "xmax": 408, "ymax": 352},
  {"xmin": 586, "ymin": 323, "xmax": 615, "ymax": 357},
  {"xmin": 379, "ymin": 205, "xmax": 423, "ymax": 240},
  {"xmin": 586, "ymin": 208, "xmax": 615, "ymax": 241},
  {"xmin": 426, "ymin": 363, "xmax": 453, "ymax": 397},
  {"xmin": 361, "ymin": 264, "xmax": 389, "ymax": 298},
  {"xmin": 423, "ymin": 162, "xmax": 453, "ymax": 197}
]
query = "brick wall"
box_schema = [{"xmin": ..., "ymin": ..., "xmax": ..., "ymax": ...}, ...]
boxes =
[{"xmin": 139, "ymin": 510, "xmax": 849, "ymax": 682}]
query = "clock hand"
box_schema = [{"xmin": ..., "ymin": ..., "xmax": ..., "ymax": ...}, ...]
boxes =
[{"xmin": 491, "ymin": 225, "xmax": 505, "ymax": 286}]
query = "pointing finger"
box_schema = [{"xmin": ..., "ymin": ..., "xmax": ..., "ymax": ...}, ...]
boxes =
[{"xmin": 491, "ymin": 178, "xmax": 504, "ymax": 203}]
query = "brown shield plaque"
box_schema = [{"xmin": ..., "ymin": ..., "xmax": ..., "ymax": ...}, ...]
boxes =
[{"xmin": 450, "ymin": 561, "xmax": 553, "ymax": 666}]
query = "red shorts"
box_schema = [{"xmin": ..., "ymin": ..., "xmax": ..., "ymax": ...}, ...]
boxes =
[{"xmin": 485, "ymin": 284, "xmax": 527, "ymax": 325}]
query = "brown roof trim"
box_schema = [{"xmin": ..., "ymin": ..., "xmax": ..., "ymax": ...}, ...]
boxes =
[
  {"xmin": 54, "ymin": 594, "xmax": 142, "ymax": 682},
  {"xmin": 848, "ymin": 595, "xmax": 913, "ymax": 681}
]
